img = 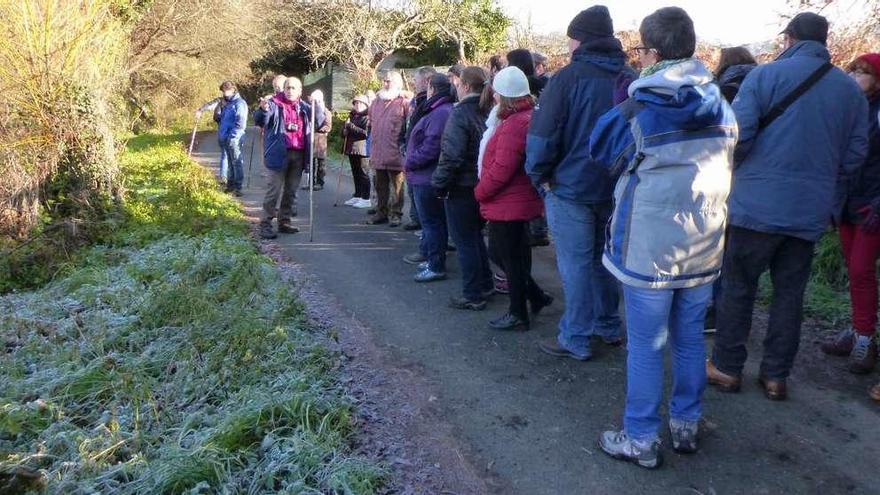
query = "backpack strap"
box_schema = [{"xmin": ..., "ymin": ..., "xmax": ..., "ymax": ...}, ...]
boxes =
[{"xmin": 758, "ymin": 62, "xmax": 833, "ymax": 131}]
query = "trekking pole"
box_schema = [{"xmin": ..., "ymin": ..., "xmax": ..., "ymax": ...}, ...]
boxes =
[
  {"xmin": 246, "ymin": 128, "xmax": 256, "ymax": 189},
  {"xmin": 309, "ymin": 98, "xmax": 316, "ymax": 242},
  {"xmin": 333, "ymin": 134, "xmax": 350, "ymax": 207},
  {"xmin": 187, "ymin": 117, "xmax": 198, "ymax": 156}
]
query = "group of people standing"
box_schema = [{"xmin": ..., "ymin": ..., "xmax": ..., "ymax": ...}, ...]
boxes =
[{"xmin": 205, "ymin": 3, "xmax": 880, "ymax": 471}]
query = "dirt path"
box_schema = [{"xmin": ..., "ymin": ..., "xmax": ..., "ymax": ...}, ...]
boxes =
[{"xmin": 194, "ymin": 129, "xmax": 880, "ymax": 494}]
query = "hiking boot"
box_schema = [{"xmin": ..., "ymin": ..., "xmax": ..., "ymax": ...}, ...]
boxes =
[
  {"xmin": 389, "ymin": 217, "xmax": 402, "ymax": 228},
  {"xmin": 537, "ymin": 338, "xmax": 591, "ymax": 361},
  {"xmin": 848, "ymin": 335, "xmax": 877, "ymax": 375},
  {"xmin": 278, "ymin": 223, "xmax": 299, "ymax": 234},
  {"xmin": 414, "ymin": 268, "xmax": 446, "ymax": 283},
  {"xmin": 530, "ymin": 292, "xmax": 554, "ymax": 315},
  {"xmin": 449, "ymin": 296, "xmax": 487, "ymax": 311},
  {"xmin": 869, "ymin": 382, "xmax": 880, "ymax": 401},
  {"xmin": 758, "ymin": 376, "xmax": 787, "ymax": 401},
  {"xmin": 489, "ymin": 313, "xmax": 529, "ymax": 331},
  {"xmin": 706, "ymin": 360, "xmax": 741, "ymax": 393},
  {"xmin": 259, "ymin": 223, "xmax": 277, "ymax": 239},
  {"xmin": 403, "ymin": 221, "xmax": 421, "ymax": 231},
  {"xmin": 366, "ymin": 215, "xmax": 388, "ymax": 225},
  {"xmin": 403, "ymin": 253, "xmax": 427, "ymax": 265},
  {"xmin": 669, "ymin": 419, "xmax": 699, "ymax": 454},
  {"xmin": 599, "ymin": 430, "xmax": 661, "ymax": 469},
  {"xmin": 821, "ymin": 327, "xmax": 855, "ymax": 356}
]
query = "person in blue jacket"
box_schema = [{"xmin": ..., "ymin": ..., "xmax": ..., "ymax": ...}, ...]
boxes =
[
  {"xmin": 707, "ymin": 12, "xmax": 869, "ymax": 401},
  {"xmin": 589, "ymin": 6, "xmax": 738, "ymax": 468},
  {"xmin": 217, "ymin": 81, "xmax": 248, "ymax": 196},
  {"xmin": 254, "ymin": 77, "xmax": 313, "ymax": 239},
  {"xmin": 525, "ymin": 5, "xmax": 628, "ymax": 361}
]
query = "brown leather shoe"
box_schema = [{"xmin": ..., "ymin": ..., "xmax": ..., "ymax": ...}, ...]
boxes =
[
  {"xmin": 706, "ymin": 360, "xmax": 741, "ymax": 393},
  {"xmin": 758, "ymin": 377, "xmax": 787, "ymax": 401},
  {"xmin": 821, "ymin": 328, "xmax": 855, "ymax": 356},
  {"xmin": 869, "ymin": 382, "xmax": 880, "ymax": 401}
]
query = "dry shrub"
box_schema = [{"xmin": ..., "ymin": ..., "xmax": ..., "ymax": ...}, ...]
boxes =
[{"xmin": 0, "ymin": 0, "xmax": 128, "ymax": 238}]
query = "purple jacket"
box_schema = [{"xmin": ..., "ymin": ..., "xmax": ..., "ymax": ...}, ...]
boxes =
[{"xmin": 405, "ymin": 96, "xmax": 454, "ymax": 186}]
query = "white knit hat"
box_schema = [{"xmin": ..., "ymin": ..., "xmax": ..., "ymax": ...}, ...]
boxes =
[{"xmin": 492, "ymin": 66, "xmax": 530, "ymax": 98}]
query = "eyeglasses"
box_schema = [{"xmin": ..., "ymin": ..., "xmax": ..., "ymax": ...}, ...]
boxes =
[{"xmin": 629, "ymin": 46, "xmax": 656, "ymax": 55}]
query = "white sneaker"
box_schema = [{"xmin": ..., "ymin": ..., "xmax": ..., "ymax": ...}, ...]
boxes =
[
  {"xmin": 353, "ymin": 198, "xmax": 372, "ymax": 209},
  {"xmin": 344, "ymin": 197, "xmax": 359, "ymax": 206}
]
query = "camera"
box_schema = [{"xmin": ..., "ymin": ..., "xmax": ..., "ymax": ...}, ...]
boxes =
[{"xmin": 286, "ymin": 122, "xmax": 299, "ymax": 132}]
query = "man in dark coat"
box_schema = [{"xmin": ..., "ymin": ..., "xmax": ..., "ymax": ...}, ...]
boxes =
[{"xmin": 525, "ymin": 5, "xmax": 628, "ymax": 361}]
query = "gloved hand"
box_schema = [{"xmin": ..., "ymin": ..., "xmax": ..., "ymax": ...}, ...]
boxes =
[{"xmin": 862, "ymin": 197, "xmax": 880, "ymax": 234}]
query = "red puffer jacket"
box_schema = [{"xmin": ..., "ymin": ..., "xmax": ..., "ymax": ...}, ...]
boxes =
[{"xmin": 475, "ymin": 100, "xmax": 544, "ymax": 221}]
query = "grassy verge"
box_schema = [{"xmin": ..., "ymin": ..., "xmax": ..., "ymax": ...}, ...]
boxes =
[{"xmin": 0, "ymin": 132, "xmax": 384, "ymax": 493}]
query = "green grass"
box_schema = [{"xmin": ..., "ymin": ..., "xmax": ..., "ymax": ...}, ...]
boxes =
[{"xmin": 0, "ymin": 132, "xmax": 385, "ymax": 493}]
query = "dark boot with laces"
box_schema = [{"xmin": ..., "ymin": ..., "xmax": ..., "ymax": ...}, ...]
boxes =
[
  {"xmin": 821, "ymin": 327, "xmax": 855, "ymax": 356},
  {"xmin": 849, "ymin": 334, "xmax": 877, "ymax": 375}
]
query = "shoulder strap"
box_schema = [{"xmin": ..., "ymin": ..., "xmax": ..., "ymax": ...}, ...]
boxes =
[{"xmin": 758, "ymin": 62, "xmax": 832, "ymax": 131}]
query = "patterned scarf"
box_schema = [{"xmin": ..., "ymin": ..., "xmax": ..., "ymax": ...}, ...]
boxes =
[{"xmin": 640, "ymin": 58, "xmax": 692, "ymax": 78}]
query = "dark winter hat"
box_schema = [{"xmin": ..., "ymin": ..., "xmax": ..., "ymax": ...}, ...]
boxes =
[
  {"xmin": 505, "ymin": 49, "xmax": 536, "ymax": 77},
  {"xmin": 781, "ymin": 12, "xmax": 829, "ymax": 45},
  {"xmin": 567, "ymin": 5, "xmax": 614, "ymax": 43},
  {"xmin": 429, "ymin": 73, "xmax": 452, "ymax": 95}
]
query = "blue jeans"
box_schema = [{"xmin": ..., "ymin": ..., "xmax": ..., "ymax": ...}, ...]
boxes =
[
  {"xmin": 544, "ymin": 193, "xmax": 621, "ymax": 357},
  {"xmin": 218, "ymin": 141, "xmax": 229, "ymax": 182},
  {"xmin": 445, "ymin": 188, "xmax": 492, "ymax": 301},
  {"xmin": 412, "ymin": 184, "xmax": 447, "ymax": 273},
  {"xmin": 220, "ymin": 136, "xmax": 244, "ymax": 191},
  {"xmin": 623, "ymin": 283, "xmax": 712, "ymax": 442}
]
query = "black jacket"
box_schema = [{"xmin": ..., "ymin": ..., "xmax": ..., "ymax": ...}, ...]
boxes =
[
  {"xmin": 843, "ymin": 96, "xmax": 880, "ymax": 223},
  {"xmin": 433, "ymin": 94, "xmax": 487, "ymax": 192}
]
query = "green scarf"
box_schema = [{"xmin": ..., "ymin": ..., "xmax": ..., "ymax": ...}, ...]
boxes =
[{"xmin": 640, "ymin": 58, "xmax": 692, "ymax": 78}]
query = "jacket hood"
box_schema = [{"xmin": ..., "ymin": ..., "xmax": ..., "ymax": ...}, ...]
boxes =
[
  {"xmin": 572, "ymin": 38, "xmax": 627, "ymax": 74},
  {"xmin": 630, "ymin": 59, "xmax": 725, "ymax": 128},
  {"xmin": 776, "ymin": 40, "xmax": 831, "ymax": 62},
  {"xmin": 718, "ymin": 63, "xmax": 757, "ymax": 85}
]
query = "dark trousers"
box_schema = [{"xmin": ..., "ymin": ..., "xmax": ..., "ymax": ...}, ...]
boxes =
[
  {"xmin": 348, "ymin": 155, "xmax": 370, "ymax": 199},
  {"xmin": 489, "ymin": 220, "xmax": 545, "ymax": 321},
  {"xmin": 412, "ymin": 184, "xmax": 447, "ymax": 272},
  {"xmin": 711, "ymin": 225, "xmax": 815, "ymax": 380},
  {"xmin": 446, "ymin": 189, "xmax": 492, "ymax": 301},
  {"xmin": 313, "ymin": 157, "xmax": 326, "ymax": 186},
  {"xmin": 408, "ymin": 183, "xmax": 420, "ymax": 226},
  {"xmin": 262, "ymin": 149, "xmax": 304, "ymax": 222}
]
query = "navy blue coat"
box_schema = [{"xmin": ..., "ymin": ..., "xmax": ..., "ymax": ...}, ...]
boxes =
[
  {"xmin": 525, "ymin": 38, "xmax": 628, "ymax": 204},
  {"xmin": 218, "ymin": 93, "xmax": 247, "ymax": 141},
  {"xmin": 842, "ymin": 97, "xmax": 880, "ymax": 224},
  {"xmin": 254, "ymin": 97, "xmax": 313, "ymax": 171},
  {"xmin": 728, "ymin": 41, "xmax": 869, "ymax": 241}
]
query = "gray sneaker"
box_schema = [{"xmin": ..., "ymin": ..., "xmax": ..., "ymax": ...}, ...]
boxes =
[
  {"xmin": 598, "ymin": 430, "xmax": 661, "ymax": 469},
  {"xmin": 669, "ymin": 418, "xmax": 699, "ymax": 454},
  {"xmin": 414, "ymin": 268, "xmax": 446, "ymax": 283}
]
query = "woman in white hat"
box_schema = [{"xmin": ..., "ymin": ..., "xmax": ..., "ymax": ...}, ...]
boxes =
[
  {"xmin": 342, "ymin": 95, "xmax": 372, "ymax": 208},
  {"xmin": 474, "ymin": 67, "xmax": 553, "ymax": 331}
]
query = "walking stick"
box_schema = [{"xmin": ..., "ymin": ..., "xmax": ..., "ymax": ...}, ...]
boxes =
[
  {"xmin": 333, "ymin": 134, "xmax": 350, "ymax": 207},
  {"xmin": 187, "ymin": 118, "xmax": 198, "ymax": 157},
  {"xmin": 246, "ymin": 128, "xmax": 257, "ymax": 189},
  {"xmin": 309, "ymin": 100, "xmax": 316, "ymax": 242}
]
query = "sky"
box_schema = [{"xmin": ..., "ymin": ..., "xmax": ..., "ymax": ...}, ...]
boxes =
[{"xmin": 496, "ymin": 0, "xmax": 866, "ymax": 46}]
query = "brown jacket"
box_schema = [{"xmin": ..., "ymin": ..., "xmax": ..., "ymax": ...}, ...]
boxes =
[
  {"xmin": 313, "ymin": 108, "xmax": 332, "ymax": 159},
  {"xmin": 368, "ymin": 93, "xmax": 409, "ymax": 170}
]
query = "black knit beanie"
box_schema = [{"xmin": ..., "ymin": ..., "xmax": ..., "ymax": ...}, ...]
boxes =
[{"xmin": 567, "ymin": 5, "xmax": 614, "ymax": 43}]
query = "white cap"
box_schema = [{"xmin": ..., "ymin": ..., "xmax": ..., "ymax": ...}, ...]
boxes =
[{"xmin": 492, "ymin": 67, "xmax": 530, "ymax": 98}]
